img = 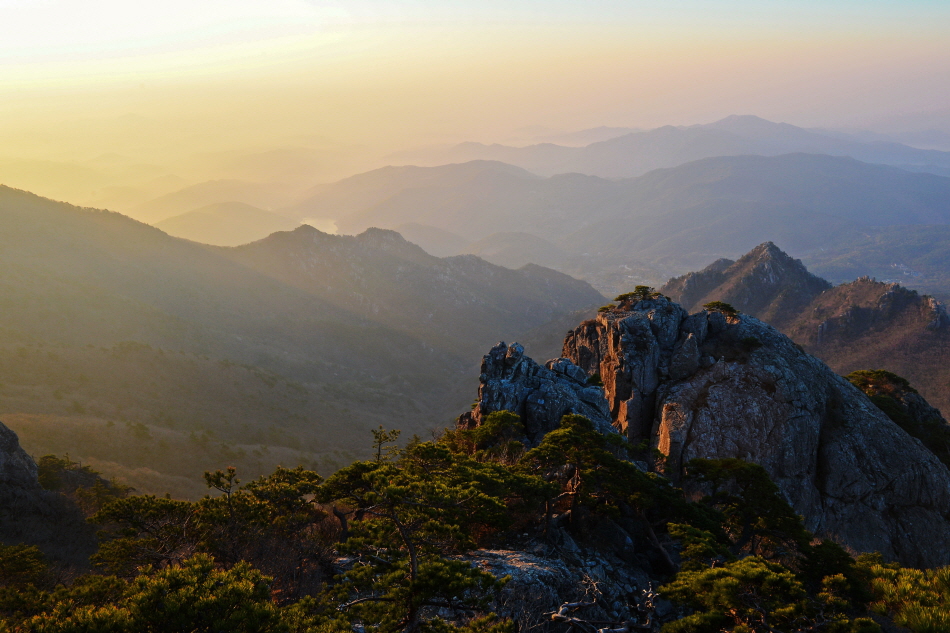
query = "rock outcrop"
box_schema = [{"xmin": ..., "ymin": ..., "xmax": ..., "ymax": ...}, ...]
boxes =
[
  {"xmin": 0, "ymin": 420, "xmax": 95, "ymax": 565},
  {"xmin": 0, "ymin": 420, "xmax": 42, "ymax": 498},
  {"xmin": 468, "ymin": 545, "xmax": 662, "ymax": 632},
  {"xmin": 458, "ymin": 342, "xmax": 614, "ymax": 445},
  {"xmin": 463, "ymin": 295, "xmax": 950, "ymax": 567},
  {"xmin": 565, "ymin": 297, "xmax": 950, "ymax": 568}
]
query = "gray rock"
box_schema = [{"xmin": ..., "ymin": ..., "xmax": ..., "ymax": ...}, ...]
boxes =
[
  {"xmin": 467, "ymin": 547, "xmax": 653, "ymax": 632},
  {"xmin": 458, "ymin": 341, "xmax": 615, "ymax": 444},
  {"xmin": 669, "ymin": 333, "xmax": 700, "ymax": 380},
  {"xmin": 562, "ymin": 303, "xmax": 950, "ymax": 568},
  {"xmin": 464, "ymin": 296, "xmax": 950, "ymax": 567}
]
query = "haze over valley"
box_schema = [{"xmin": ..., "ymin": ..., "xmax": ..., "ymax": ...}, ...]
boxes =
[{"xmin": 5, "ymin": 3, "xmax": 950, "ymax": 630}]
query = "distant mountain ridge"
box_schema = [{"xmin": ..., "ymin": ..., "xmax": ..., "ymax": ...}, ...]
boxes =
[
  {"xmin": 155, "ymin": 201, "xmax": 300, "ymax": 246},
  {"xmin": 388, "ymin": 115, "xmax": 950, "ymax": 179},
  {"xmin": 284, "ymin": 153, "xmax": 950, "ymax": 294},
  {"xmin": 661, "ymin": 243, "xmax": 950, "ymax": 413},
  {"xmin": 219, "ymin": 225, "xmax": 604, "ymax": 352}
]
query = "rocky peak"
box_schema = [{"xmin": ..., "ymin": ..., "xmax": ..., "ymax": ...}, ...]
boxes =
[
  {"xmin": 463, "ymin": 297, "xmax": 950, "ymax": 567},
  {"xmin": 661, "ymin": 242, "xmax": 831, "ymax": 327},
  {"xmin": 701, "ymin": 257, "xmax": 734, "ymax": 274}
]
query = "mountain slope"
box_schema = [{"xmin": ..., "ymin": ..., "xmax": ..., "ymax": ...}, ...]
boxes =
[
  {"xmin": 155, "ymin": 201, "xmax": 300, "ymax": 246},
  {"xmin": 801, "ymin": 224, "xmax": 950, "ymax": 300},
  {"xmin": 461, "ymin": 232, "xmax": 571, "ymax": 270},
  {"xmin": 393, "ymin": 223, "xmax": 470, "ymax": 257},
  {"xmin": 565, "ymin": 153, "xmax": 950, "ymax": 270},
  {"xmin": 0, "ymin": 186, "xmax": 601, "ymax": 494},
  {"xmin": 286, "ymin": 161, "xmax": 541, "ymax": 230},
  {"xmin": 218, "ymin": 226, "xmax": 605, "ymax": 352},
  {"xmin": 661, "ymin": 242, "xmax": 832, "ymax": 327}
]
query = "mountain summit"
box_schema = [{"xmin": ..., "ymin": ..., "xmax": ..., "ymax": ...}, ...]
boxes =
[{"xmin": 661, "ymin": 241, "xmax": 832, "ymax": 327}]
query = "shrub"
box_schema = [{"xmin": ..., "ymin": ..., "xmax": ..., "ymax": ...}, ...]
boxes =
[
  {"xmin": 615, "ymin": 285, "xmax": 663, "ymax": 303},
  {"xmin": 702, "ymin": 301, "xmax": 738, "ymax": 316}
]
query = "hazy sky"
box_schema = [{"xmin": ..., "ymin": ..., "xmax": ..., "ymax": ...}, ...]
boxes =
[{"xmin": 0, "ymin": 1, "xmax": 948, "ymax": 172}]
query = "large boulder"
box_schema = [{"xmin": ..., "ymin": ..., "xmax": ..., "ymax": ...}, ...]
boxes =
[{"xmin": 457, "ymin": 341, "xmax": 614, "ymax": 445}]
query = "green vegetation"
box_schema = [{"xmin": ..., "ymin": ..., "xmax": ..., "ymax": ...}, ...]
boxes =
[
  {"xmin": 3, "ymin": 415, "xmax": 950, "ymax": 632},
  {"xmin": 702, "ymin": 300, "xmax": 739, "ymax": 316},
  {"xmin": 586, "ymin": 372, "xmax": 603, "ymax": 387},
  {"xmin": 867, "ymin": 561, "xmax": 950, "ymax": 632},
  {"xmin": 847, "ymin": 369, "xmax": 950, "ymax": 468},
  {"xmin": 36, "ymin": 454, "xmax": 132, "ymax": 515},
  {"xmin": 615, "ymin": 285, "xmax": 665, "ymax": 303}
]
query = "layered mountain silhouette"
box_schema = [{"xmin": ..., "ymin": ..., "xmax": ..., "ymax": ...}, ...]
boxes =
[
  {"xmin": 155, "ymin": 201, "xmax": 301, "ymax": 246},
  {"xmin": 388, "ymin": 115, "xmax": 950, "ymax": 179},
  {"xmin": 0, "ymin": 185, "xmax": 602, "ymax": 495},
  {"xmin": 661, "ymin": 243, "xmax": 950, "ymax": 413},
  {"xmin": 286, "ymin": 153, "xmax": 950, "ymax": 292},
  {"xmin": 129, "ymin": 179, "xmax": 299, "ymax": 225}
]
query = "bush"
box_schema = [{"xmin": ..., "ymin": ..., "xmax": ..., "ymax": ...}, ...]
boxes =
[{"xmin": 702, "ymin": 301, "xmax": 738, "ymax": 316}]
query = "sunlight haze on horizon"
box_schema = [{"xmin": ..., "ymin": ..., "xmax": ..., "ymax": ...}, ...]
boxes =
[{"xmin": 0, "ymin": 0, "xmax": 948, "ymax": 209}]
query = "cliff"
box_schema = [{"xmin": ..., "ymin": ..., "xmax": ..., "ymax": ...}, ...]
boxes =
[{"xmin": 463, "ymin": 296, "xmax": 950, "ymax": 568}]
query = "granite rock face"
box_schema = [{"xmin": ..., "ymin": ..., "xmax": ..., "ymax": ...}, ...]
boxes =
[
  {"xmin": 468, "ymin": 545, "xmax": 659, "ymax": 632},
  {"xmin": 457, "ymin": 341, "xmax": 614, "ymax": 445},
  {"xmin": 464, "ymin": 296, "xmax": 950, "ymax": 567},
  {"xmin": 561, "ymin": 297, "xmax": 950, "ymax": 568}
]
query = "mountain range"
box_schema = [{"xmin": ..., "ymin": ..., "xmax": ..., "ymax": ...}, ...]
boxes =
[
  {"xmin": 387, "ymin": 115, "xmax": 950, "ymax": 179},
  {"xmin": 285, "ymin": 153, "xmax": 950, "ymax": 294},
  {"xmin": 155, "ymin": 201, "xmax": 301, "ymax": 246},
  {"xmin": 0, "ymin": 185, "xmax": 602, "ymax": 496}
]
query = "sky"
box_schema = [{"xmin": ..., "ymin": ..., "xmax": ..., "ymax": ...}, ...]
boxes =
[{"xmin": 0, "ymin": 1, "xmax": 948, "ymax": 202}]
